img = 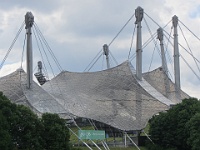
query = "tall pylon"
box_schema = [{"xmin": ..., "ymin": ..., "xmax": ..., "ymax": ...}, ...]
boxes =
[
  {"xmin": 157, "ymin": 27, "xmax": 170, "ymax": 97},
  {"xmin": 135, "ymin": 6, "xmax": 143, "ymax": 80},
  {"xmin": 25, "ymin": 12, "xmax": 34, "ymax": 89},
  {"xmin": 172, "ymin": 15, "xmax": 181, "ymax": 99},
  {"xmin": 103, "ymin": 44, "xmax": 110, "ymax": 69}
]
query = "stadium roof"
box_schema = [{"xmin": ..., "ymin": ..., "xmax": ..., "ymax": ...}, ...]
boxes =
[{"xmin": 0, "ymin": 61, "xmax": 189, "ymax": 131}]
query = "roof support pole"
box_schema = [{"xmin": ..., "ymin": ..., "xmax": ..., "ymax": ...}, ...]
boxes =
[
  {"xmin": 157, "ymin": 28, "xmax": 170, "ymax": 97},
  {"xmin": 135, "ymin": 6, "xmax": 143, "ymax": 80},
  {"xmin": 25, "ymin": 12, "xmax": 34, "ymax": 89},
  {"xmin": 103, "ymin": 44, "xmax": 110, "ymax": 69},
  {"xmin": 172, "ymin": 15, "xmax": 181, "ymax": 94}
]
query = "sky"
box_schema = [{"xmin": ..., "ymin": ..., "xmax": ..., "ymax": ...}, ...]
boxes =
[{"xmin": 0, "ymin": 0, "xmax": 200, "ymax": 98}]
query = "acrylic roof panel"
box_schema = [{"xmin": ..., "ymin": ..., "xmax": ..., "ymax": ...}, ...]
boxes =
[
  {"xmin": 0, "ymin": 69, "xmax": 71, "ymax": 118},
  {"xmin": 143, "ymin": 67, "xmax": 190, "ymax": 103},
  {"xmin": 42, "ymin": 61, "xmax": 169, "ymax": 130},
  {"xmin": 0, "ymin": 61, "xmax": 187, "ymax": 131}
]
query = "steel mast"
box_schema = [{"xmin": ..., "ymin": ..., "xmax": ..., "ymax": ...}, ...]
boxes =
[
  {"xmin": 135, "ymin": 6, "xmax": 143, "ymax": 80},
  {"xmin": 103, "ymin": 44, "xmax": 110, "ymax": 69},
  {"xmin": 157, "ymin": 27, "xmax": 170, "ymax": 97},
  {"xmin": 25, "ymin": 12, "xmax": 34, "ymax": 89},
  {"xmin": 172, "ymin": 15, "xmax": 181, "ymax": 96}
]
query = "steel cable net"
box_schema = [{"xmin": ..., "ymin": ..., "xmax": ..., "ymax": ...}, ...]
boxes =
[
  {"xmin": 42, "ymin": 61, "xmax": 177, "ymax": 131},
  {"xmin": 143, "ymin": 67, "xmax": 189, "ymax": 104},
  {"xmin": 0, "ymin": 69, "xmax": 72, "ymax": 119},
  {"xmin": 0, "ymin": 62, "xmax": 189, "ymax": 131}
]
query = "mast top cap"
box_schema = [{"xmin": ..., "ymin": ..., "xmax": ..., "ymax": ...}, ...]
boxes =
[
  {"xmin": 157, "ymin": 27, "xmax": 163, "ymax": 41},
  {"xmin": 172, "ymin": 15, "xmax": 178, "ymax": 27},
  {"xmin": 135, "ymin": 6, "xmax": 144, "ymax": 24},
  {"xmin": 25, "ymin": 12, "xmax": 34, "ymax": 29}
]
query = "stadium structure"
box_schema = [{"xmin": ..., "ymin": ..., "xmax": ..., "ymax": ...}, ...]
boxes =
[{"xmin": 0, "ymin": 7, "xmax": 193, "ymax": 149}]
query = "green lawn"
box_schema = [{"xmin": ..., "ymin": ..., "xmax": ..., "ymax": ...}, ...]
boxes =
[
  {"xmin": 73, "ymin": 146, "xmax": 147, "ymax": 150},
  {"xmin": 69, "ymin": 125, "xmax": 149, "ymax": 150}
]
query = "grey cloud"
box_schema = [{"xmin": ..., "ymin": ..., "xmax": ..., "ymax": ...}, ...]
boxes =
[{"xmin": 0, "ymin": 0, "xmax": 199, "ymax": 99}]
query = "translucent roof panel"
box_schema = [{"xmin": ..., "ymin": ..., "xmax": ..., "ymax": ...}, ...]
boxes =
[
  {"xmin": 42, "ymin": 61, "xmax": 170, "ymax": 130},
  {"xmin": 0, "ymin": 69, "xmax": 71, "ymax": 119},
  {"xmin": 143, "ymin": 67, "xmax": 189, "ymax": 103},
  {"xmin": 0, "ymin": 61, "xmax": 189, "ymax": 131}
]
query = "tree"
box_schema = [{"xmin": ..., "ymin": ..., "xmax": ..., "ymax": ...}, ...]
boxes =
[
  {"xmin": 0, "ymin": 91, "xmax": 71, "ymax": 150},
  {"xmin": 11, "ymin": 105, "xmax": 43, "ymax": 149},
  {"xmin": 0, "ymin": 91, "xmax": 43, "ymax": 149},
  {"xmin": 0, "ymin": 92, "xmax": 14, "ymax": 149},
  {"xmin": 149, "ymin": 98, "xmax": 200, "ymax": 150},
  {"xmin": 0, "ymin": 111, "xmax": 12, "ymax": 150},
  {"xmin": 186, "ymin": 113, "xmax": 200, "ymax": 150},
  {"xmin": 41, "ymin": 113, "xmax": 70, "ymax": 150}
]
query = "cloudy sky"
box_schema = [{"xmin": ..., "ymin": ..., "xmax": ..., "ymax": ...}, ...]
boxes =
[{"xmin": 0, "ymin": 0, "xmax": 200, "ymax": 98}]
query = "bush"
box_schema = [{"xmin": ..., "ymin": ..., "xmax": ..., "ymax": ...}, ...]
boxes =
[
  {"xmin": 149, "ymin": 98, "xmax": 200, "ymax": 150},
  {"xmin": 0, "ymin": 92, "xmax": 71, "ymax": 150}
]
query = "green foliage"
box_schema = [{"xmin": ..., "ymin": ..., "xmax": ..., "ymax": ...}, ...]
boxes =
[
  {"xmin": 0, "ymin": 111, "xmax": 12, "ymax": 150},
  {"xmin": 186, "ymin": 113, "xmax": 200, "ymax": 150},
  {"xmin": 11, "ymin": 105, "xmax": 43, "ymax": 149},
  {"xmin": 41, "ymin": 113, "xmax": 70, "ymax": 150},
  {"xmin": 149, "ymin": 98, "xmax": 200, "ymax": 150},
  {"xmin": 0, "ymin": 91, "xmax": 71, "ymax": 150}
]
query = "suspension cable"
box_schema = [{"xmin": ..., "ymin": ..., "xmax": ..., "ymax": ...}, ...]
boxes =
[
  {"xmin": 84, "ymin": 49, "xmax": 102, "ymax": 72},
  {"xmin": 21, "ymin": 33, "xmax": 27, "ymax": 69},
  {"xmin": 143, "ymin": 17, "xmax": 162, "ymax": 73},
  {"xmin": 34, "ymin": 23, "xmax": 63, "ymax": 71},
  {"xmin": 144, "ymin": 12, "xmax": 161, "ymax": 28},
  {"xmin": 144, "ymin": 12, "xmax": 171, "ymax": 29},
  {"xmin": 85, "ymin": 12, "xmax": 136, "ymax": 71},
  {"xmin": 178, "ymin": 24, "xmax": 200, "ymax": 74},
  {"xmin": 108, "ymin": 13, "xmax": 135, "ymax": 46},
  {"xmin": 101, "ymin": 53, "xmax": 105, "ymax": 70},
  {"xmin": 128, "ymin": 24, "xmax": 136, "ymax": 60},
  {"xmin": 179, "ymin": 20, "xmax": 200, "ymax": 42},
  {"xmin": 87, "ymin": 53, "xmax": 104, "ymax": 72},
  {"xmin": 163, "ymin": 28, "xmax": 174, "ymax": 80},
  {"xmin": 129, "ymin": 52, "xmax": 136, "ymax": 62},
  {"xmin": 34, "ymin": 23, "xmax": 63, "ymax": 72},
  {"xmin": 33, "ymin": 26, "xmax": 57, "ymax": 79},
  {"xmin": 144, "ymin": 17, "xmax": 162, "ymax": 56},
  {"xmin": 148, "ymin": 42, "xmax": 157, "ymax": 72},
  {"xmin": 19, "ymin": 32, "xmax": 27, "ymax": 85},
  {"xmin": 0, "ymin": 21, "xmax": 25, "ymax": 71},
  {"xmin": 32, "ymin": 26, "xmax": 50, "ymax": 80},
  {"xmin": 163, "ymin": 33, "xmax": 200, "ymax": 80},
  {"xmin": 142, "ymin": 32, "xmax": 157, "ymax": 49},
  {"xmin": 165, "ymin": 27, "xmax": 173, "ymax": 65},
  {"xmin": 165, "ymin": 27, "xmax": 172, "ymax": 54},
  {"xmin": 109, "ymin": 51, "xmax": 118, "ymax": 65},
  {"xmin": 163, "ymin": 30, "xmax": 200, "ymax": 64},
  {"xmin": 180, "ymin": 54, "xmax": 200, "ymax": 81}
]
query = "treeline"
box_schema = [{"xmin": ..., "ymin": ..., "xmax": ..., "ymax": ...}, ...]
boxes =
[
  {"xmin": 0, "ymin": 92, "xmax": 70, "ymax": 150},
  {"xmin": 148, "ymin": 98, "xmax": 200, "ymax": 150}
]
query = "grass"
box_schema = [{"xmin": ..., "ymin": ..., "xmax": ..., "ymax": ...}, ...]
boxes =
[
  {"xmin": 69, "ymin": 125, "xmax": 150, "ymax": 150},
  {"xmin": 70, "ymin": 126, "xmax": 94, "ymax": 144},
  {"xmin": 73, "ymin": 146, "xmax": 147, "ymax": 150},
  {"xmin": 69, "ymin": 126, "xmax": 123, "ymax": 144}
]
